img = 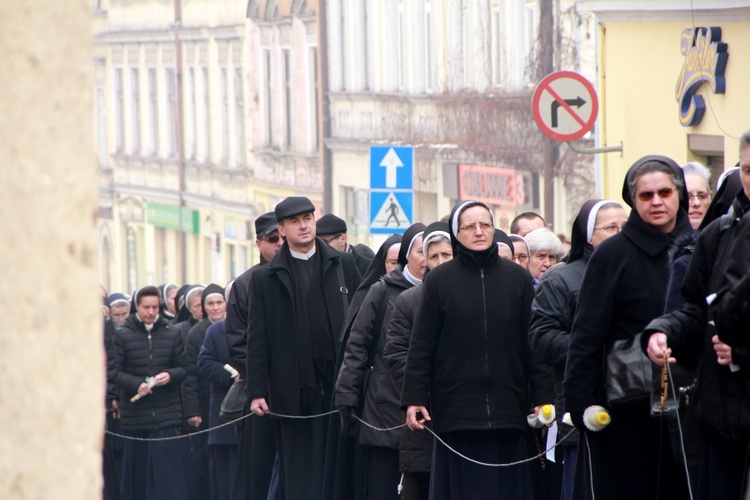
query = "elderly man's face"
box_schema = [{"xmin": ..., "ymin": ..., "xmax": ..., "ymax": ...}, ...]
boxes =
[{"xmin": 528, "ymin": 249, "xmax": 557, "ymax": 280}]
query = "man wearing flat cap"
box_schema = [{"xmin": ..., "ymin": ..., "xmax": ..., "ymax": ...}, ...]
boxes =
[
  {"xmin": 247, "ymin": 196, "xmax": 362, "ymax": 498},
  {"xmin": 317, "ymin": 213, "xmax": 373, "ymax": 276},
  {"xmin": 225, "ymin": 211, "xmax": 283, "ymax": 499}
]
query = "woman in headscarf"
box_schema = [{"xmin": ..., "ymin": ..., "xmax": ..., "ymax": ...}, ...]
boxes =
[
  {"xmin": 529, "ymin": 199, "xmax": 626, "ymax": 500},
  {"xmin": 324, "ymin": 233, "xmax": 403, "ymax": 500},
  {"xmin": 197, "ymin": 284, "xmax": 239, "ymax": 500},
  {"xmin": 563, "ymin": 155, "xmax": 693, "ymax": 499},
  {"xmin": 384, "ymin": 221, "xmax": 453, "ymax": 500},
  {"xmin": 335, "ymin": 223, "xmax": 426, "ymax": 500},
  {"xmin": 402, "ymin": 201, "xmax": 553, "ymax": 499}
]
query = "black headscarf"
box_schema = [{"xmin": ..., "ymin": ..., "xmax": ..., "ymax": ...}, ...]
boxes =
[
  {"xmin": 699, "ymin": 165, "xmax": 742, "ymax": 230},
  {"xmin": 200, "ymin": 283, "xmax": 225, "ymax": 318},
  {"xmin": 621, "ymin": 155, "xmax": 690, "ymax": 212},
  {"xmin": 397, "ymin": 223, "xmax": 427, "ymax": 268},
  {"xmin": 620, "ymin": 155, "xmax": 692, "ymax": 255},
  {"xmin": 567, "ymin": 199, "xmax": 603, "ymax": 264},
  {"xmin": 449, "ymin": 201, "xmax": 498, "ymax": 267},
  {"xmin": 174, "ymin": 284, "xmax": 204, "ymax": 323},
  {"xmin": 493, "ymin": 228, "xmax": 514, "ymax": 258}
]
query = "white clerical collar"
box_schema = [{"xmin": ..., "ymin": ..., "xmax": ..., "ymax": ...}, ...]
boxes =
[
  {"xmin": 402, "ymin": 265, "xmax": 422, "ymax": 286},
  {"xmin": 136, "ymin": 313, "xmax": 159, "ymax": 331},
  {"xmin": 289, "ymin": 246, "xmax": 317, "ymax": 260}
]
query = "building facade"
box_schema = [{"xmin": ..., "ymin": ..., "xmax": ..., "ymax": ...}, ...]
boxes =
[
  {"xmin": 325, "ymin": 0, "xmax": 597, "ymax": 249},
  {"xmin": 578, "ymin": 0, "xmax": 750, "ymax": 200},
  {"xmin": 95, "ymin": 0, "xmax": 321, "ymax": 292},
  {"xmin": 94, "ymin": 0, "xmax": 597, "ymax": 290}
]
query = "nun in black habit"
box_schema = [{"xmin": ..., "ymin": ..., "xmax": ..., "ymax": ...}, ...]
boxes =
[
  {"xmin": 563, "ymin": 155, "xmax": 693, "ymax": 500},
  {"xmin": 322, "ymin": 233, "xmax": 403, "ymax": 500},
  {"xmin": 529, "ymin": 199, "xmax": 626, "ymax": 500},
  {"xmin": 402, "ymin": 200, "xmax": 554, "ymax": 500}
]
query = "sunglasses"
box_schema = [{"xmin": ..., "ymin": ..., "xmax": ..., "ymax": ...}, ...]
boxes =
[
  {"xmin": 637, "ymin": 187, "xmax": 675, "ymax": 202},
  {"xmin": 263, "ymin": 235, "xmax": 282, "ymax": 243}
]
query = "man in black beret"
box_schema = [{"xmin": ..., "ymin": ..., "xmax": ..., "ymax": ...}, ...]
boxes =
[
  {"xmin": 225, "ymin": 211, "xmax": 283, "ymax": 499},
  {"xmin": 317, "ymin": 213, "xmax": 373, "ymax": 275},
  {"xmin": 247, "ymin": 196, "xmax": 362, "ymax": 498}
]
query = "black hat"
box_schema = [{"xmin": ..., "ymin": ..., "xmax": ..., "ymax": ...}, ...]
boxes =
[
  {"xmin": 316, "ymin": 214, "xmax": 347, "ymax": 236},
  {"xmin": 275, "ymin": 196, "xmax": 315, "ymax": 222},
  {"xmin": 255, "ymin": 211, "xmax": 278, "ymax": 237}
]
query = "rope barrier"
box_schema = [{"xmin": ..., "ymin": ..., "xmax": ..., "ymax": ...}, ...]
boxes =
[{"xmin": 106, "ymin": 408, "xmax": 576, "ymax": 468}]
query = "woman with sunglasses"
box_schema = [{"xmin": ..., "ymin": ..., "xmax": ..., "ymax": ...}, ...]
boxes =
[{"xmin": 563, "ymin": 156, "xmax": 693, "ymax": 500}]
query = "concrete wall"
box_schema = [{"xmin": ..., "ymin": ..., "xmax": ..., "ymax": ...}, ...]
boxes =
[{"xmin": 0, "ymin": 1, "xmax": 102, "ymax": 498}]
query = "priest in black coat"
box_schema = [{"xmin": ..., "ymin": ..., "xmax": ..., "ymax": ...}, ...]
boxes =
[{"xmin": 247, "ymin": 196, "xmax": 361, "ymax": 499}]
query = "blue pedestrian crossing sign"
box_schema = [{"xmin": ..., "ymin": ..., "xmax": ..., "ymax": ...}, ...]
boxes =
[
  {"xmin": 370, "ymin": 191, "xmax": 413, "ymax": 235},
  {"xmin": 370, "ymin": 146, "xmax": 413, "ymax": 190}
]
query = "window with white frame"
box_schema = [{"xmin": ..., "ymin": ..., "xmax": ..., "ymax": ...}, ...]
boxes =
[
  {"xmin": 263, "ymin": 49, "xmax": 273, "ymax": 147},
  {"xmin": 130, "ymin": 68, "xmax": 141, "ymax": 154},
  {"xmin": 115, "ymin": 68, "xmax": 124, "ymax": 153},
  {"xmin": 234, "ymin": 68, "xmax": 246, "ymax": 165},
  {"xmin": 491, "ymin": 2, "xmax": 503, "ymax": 86},
  {"xmin": 308, "ymin": 47, "xmax": 319, "ymax": 152},
  {"xmin": 425, "ymin": 0, "xmax": 436, "ymax": 92},
  {"xmin": 283, "ymin": 49, "xmax": 292, "ymax": 151},
  {"xmin": 166, "ymin": 68, "xmax": 178, "ymax": 158},
  {"xmin": 221, "ymin": 68, "xmax": 229, "ymax": 163},
  {"xmin": 148, "ymin": 68, "xmax": 159, "ymax": 155},
  {"xmin": 201, "ymin": 67, "xmax": 211, "ymax": 160},
  {"xmin": 188, "ymin": 68, "xmax": 197, "ymax": 159}
]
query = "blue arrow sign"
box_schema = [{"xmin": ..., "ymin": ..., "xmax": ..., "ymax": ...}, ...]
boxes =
[{"xmin": 370, "ymin": 146, "xmax": 413, "ymax": 190}]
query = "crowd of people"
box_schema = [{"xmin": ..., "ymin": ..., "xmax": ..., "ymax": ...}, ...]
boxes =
[{"xmin": 99, "ymin": 131, "xmax": 750, "ymax": 500}]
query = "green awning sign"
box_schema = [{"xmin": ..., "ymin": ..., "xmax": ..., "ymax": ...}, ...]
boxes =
[{"xmin": 147, "ymin": 203, "xmax": 200, "ymax": 234}]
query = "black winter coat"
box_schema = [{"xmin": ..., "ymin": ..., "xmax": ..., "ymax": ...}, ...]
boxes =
[
  {"xmin": 383, "ymin": 284, "xmax": 432, "ymax": 473},
  {"xmin": 183, "ymin": 318, "xmax": 212, "ymax": 422},
  {"xmin": 246, "ymin": 240, "xmax": 362, "ymax": 414},
  {"xmin": 335, "ymin": 268, "xmax": 414, "ymax": 448},
  {"xmin": 114, "ymin": 315, "xmax": 187, "ymax": 432},
  {"xmin": 563, "ymin": 210, "xmax": 692, "ymax": 413},
  {"xmin": 644, "ymin": 195, "xmax": 750, "ymax": 442},
  {"xmin": 349, "ymin": 244, "xmax": 373, "ymax": 277},
  {"xmin": 401, "ymin": 246, "xmax": 553, "ymax": 434},
  {"xmin": 198, "ymin": 319, "xmax": 239, "ymax": 446},
  {"xmin": 226, "ymin": 261, "xmax": 264, "ymax": 382},
  {"xmin": 529, "ymin": 253, "xmax": 589, "ymax": 451}
]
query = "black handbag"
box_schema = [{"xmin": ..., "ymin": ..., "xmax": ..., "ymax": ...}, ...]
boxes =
[
  {"xmin": 219, "ymin": 378, "xmax": 247, "ymax": 422},
  {"xmin": 603, "ymin": 333, "xmax": 653, "ymax": 405}
]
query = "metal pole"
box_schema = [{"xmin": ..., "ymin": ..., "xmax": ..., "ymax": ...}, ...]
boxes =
[
  {"xmin": 174, "ymin": 0, "xmax": 187, "ymax": 284},
  {"xmin": 566, "ymin": 140, "xmax": 623, "ymax": 156}
]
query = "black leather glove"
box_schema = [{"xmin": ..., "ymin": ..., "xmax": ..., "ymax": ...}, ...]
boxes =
[{"xmin": 338, "ymin": 406, "xmax": 358, "ymax": 437}]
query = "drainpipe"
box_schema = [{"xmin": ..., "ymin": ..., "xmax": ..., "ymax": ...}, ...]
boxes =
[
  {"xmin": 174, "ymin": 0, "xmax": 187, "ymax": 283},
  {"xmin": 318, "ymin": 0, "xmax": 332, "ymax": 213}
]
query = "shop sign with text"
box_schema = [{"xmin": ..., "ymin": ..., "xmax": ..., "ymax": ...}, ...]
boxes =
[{"xmin": 458, "ymin": 164, "xmax": 536, "ymax": 210}]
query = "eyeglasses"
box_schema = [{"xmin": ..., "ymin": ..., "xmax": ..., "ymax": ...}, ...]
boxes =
[
  {"xmin": 593, "ymin": 224, "xmax": 622, "ymax": 234},
  {"xmin": 636, "ymin": 187, "xmax": 675, "ymax": 202},
  {"xmin": 263, "ymin": 235, "xmax": 283, "ymax": 244},
  {"xmin": 459, "ymin": 222, "xmax": 493, "ymax": 233},
  {"xmin": 688, "ymin": 191, "xmax": 711, "ymax": 202}
]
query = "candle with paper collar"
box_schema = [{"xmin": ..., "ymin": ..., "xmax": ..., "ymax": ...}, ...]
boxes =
[
  {"xmin": 583, "ymin": 405, "xmax": 611, "ymax": 431},
  {"xmin": 130, "ymin": 376, "xmax": 157, "ymax": 402},
  {"xmin": 527, "ymin": 404, "xmax": 556, "ymax": 428}
]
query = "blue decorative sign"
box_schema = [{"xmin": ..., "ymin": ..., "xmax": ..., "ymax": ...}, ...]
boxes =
[{"xmin": 675, "ymin": 27, "xmax": 728, "ymax": 127}]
